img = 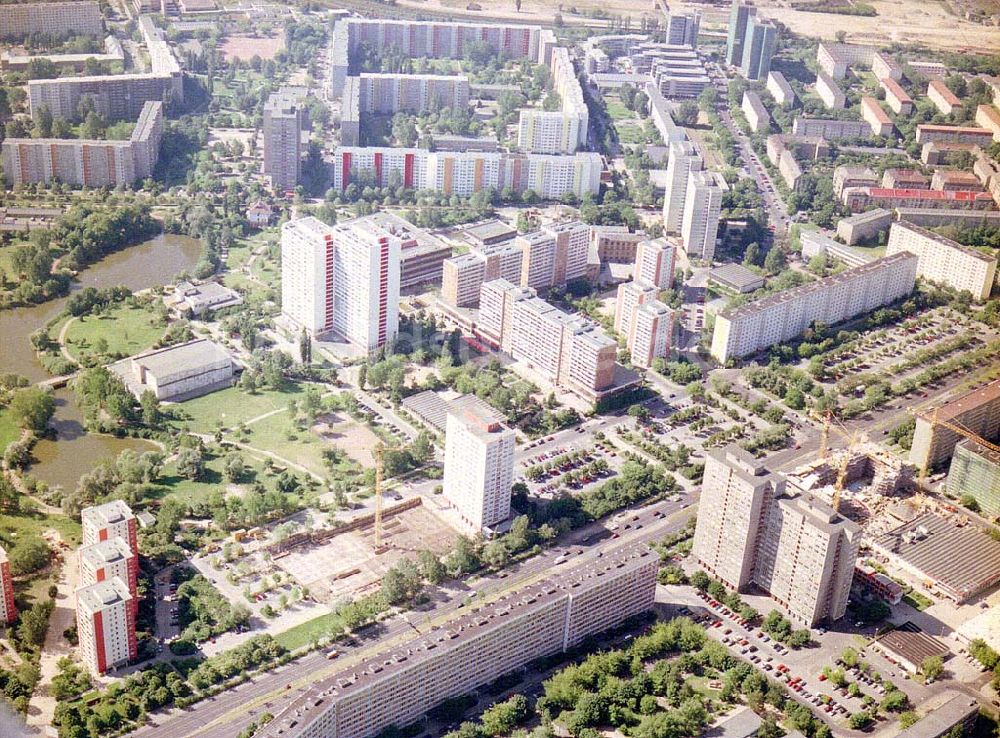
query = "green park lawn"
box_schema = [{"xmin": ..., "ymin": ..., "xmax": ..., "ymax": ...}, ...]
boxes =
[
  {"xmin": 274, "ymin": 611, "xmax": 347, "ymax": 651},
  {"xmin": 605, "ymin": 98, "xmax": 633, "ymax": 122},
  {"xmin": 0, "ymin": 409, "xmax": 20, "ymax": 453},
  {"xmin": 169, "ymin": 383, "xmax": 318, "ymax": 435},
  {"xmin": 63, "ymin": 302, "xmax": 165, "ymax": 363},
  {"xmin": 153, "ymin": 448, "xmax": 272, "ymax": 506},
  {"xmin": 239, "ymin": 411, "xmax": 328, "ymax": 479},
  {"xmin": 615, "ymin": 121, "xmax": 648, "ymax": 144}
]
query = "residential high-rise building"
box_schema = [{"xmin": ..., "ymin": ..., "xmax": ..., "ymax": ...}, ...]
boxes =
[
  {"xmin": 263, "ymin": 92, "xmax": 303, "ymax": 192},
  {"xmin": 517, "ymin": 48, "xmax": 588, "ymax": 154},
  {"xmin": 76, "ymin": 577, "xmax": 136, "ymax": 675},
  {"xmin": 258, "ymin": 546, "xmax": 658, "ymax": 738},
  {"xmin": 947, "ymin": 440, "xmax": 1000, "ymax": 518},
  {"xmin": 614, "ymin": 280, "xmax": 658, "ymax": 335},
  {"xmin": 726, "ymin": 1, "xmax": 756, "ymax": 67},
  {"xmin": 711, "ymin": 252, "xmax": 918, "ymax": 363},
  {"xmin": 663, "ymin": 141, "xmax": 703, "ymax": 235},
  {"xmin": 665, "ymin": 12, "xmax": 700, "ymax": 48},
  {"xmin": 82, "ymin": 500, "xmax": 137, "ymax": 554},
  {"xmin": 0, "ymin": 2, "xmax": 103, "ymax": 40},
  {"xmin": 740, "ymin": 17, "xmax": 777, "ymax": 81},
  {"xmin": 442, "ymin": 403, "xmax": 515, "ymax": 533},
  {"xmin": 681, "ymin": 170, "xmax": 726, "ymax": 262},
  {"xmin": 280, "ymin": 216, "xmax": 401, "ymax": 351},
  {"xmin": 79, "ymin": 538, "xmax": 139, "ymax": 615},
  {"xmin": 516, "ymin": 221, "xmax": 590, "ymax": 291},
  {"xmin": 886, "ymin": 221, "xmax": 997, "ymax": 302},
  {"xmin": 910, "ymin": 379, "xmax": 1000, "ymax": 472},
  {"xmin": 633, "ymin": 238, "xmax": 675, "ymax": 290},
  {"xmin": 3, "ymin": 101, "xmax": 163, "ymax": 187},
  {"xmin": 0, "ymin": 546, "xmax": 15, "ymax": 625},
  {"xmin": 692, "ymin": 446, "xmax": 860, "ymax": 625},
  {"xmin": 478, "ymin": 279, "xmax": 617, "ymax": 401},
  {"xmin": 629, "ymin": 301, "xmax": 673, "ymax": 369}
]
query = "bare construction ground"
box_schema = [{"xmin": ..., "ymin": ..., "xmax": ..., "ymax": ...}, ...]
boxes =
[
  {"xmin": 274, "ymin": 503, "xmax": 457, "ymax": 604},
  {"xmin": 312, "ymin": 412, "xmax": 382, "ymax": 466}
]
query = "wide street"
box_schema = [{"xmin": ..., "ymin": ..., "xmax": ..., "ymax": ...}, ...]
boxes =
[{"xmin": 129, "ymin": 495, "xmax": 700, "ymax": 738}]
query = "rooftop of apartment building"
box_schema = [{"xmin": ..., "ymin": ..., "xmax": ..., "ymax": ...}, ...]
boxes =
[
  {"xmin": 864, "ymin": 188, "xmax": 992, "ymax": 202},
  {"xmin": 862, "ymin": 97, "xmax": 893, "ymax": 125},
  {"xmin": 265, "ymin": 545, "xmax": 656, "ymax": 733},
  {"xmin": 354, "ymin": 211, "xmax": 448, "ymax": 257},
  {"xmin": 918, "ymin": 377, "xmax": 1000, "ymax": 424},
  {"xmin": 462, "ymin": 219, "xmax": 517, "ymax": 246},
  {"xmin": 718, "ymin": 252, "xmax": 915, "ymax": 321},
  {"xmin": 896, "ymin": 692, "xmax": 978, "ymax": 738},
  {"xmin": 954, "ymin": 437, "xmax": 1000, "ymax": 466},
  {"xmin": 79, "ymin": 537, "xmax": 133, "ymax": 568},
  {"xmin": 450, "ymin": 398, "xmax": 510, "ymax": 438},
  {"xmin": 81, "ymin": 500, "xmax": 133, "ymax": 527},
  {"xmin": 880, "ymin": 76, "xmax": 912, "ymax": 101},
  {"xmin": 892, "ymin": 221, "xmax": 997, "ymax": 264},
  {"xmin": 76, "ymin": 577, "xmax": 132, "ymax": 614},
  {"xmin": 284, "ymin": 216, "xmax": 332, "ymax": 239},
  {"xmin": 917, "ymin": 124, "xmax": 994, "ymax": 135},
  {"xmin": 402, "ymin": 391, "xmax": 503, "ymax": 434}
]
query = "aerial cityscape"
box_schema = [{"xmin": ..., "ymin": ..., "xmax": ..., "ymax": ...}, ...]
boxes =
[{"xmin": 0, "ymin": 0, "xmax": 997, "ymax": 737}]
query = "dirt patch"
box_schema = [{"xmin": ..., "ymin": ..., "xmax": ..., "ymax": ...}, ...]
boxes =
[
  {"xmin": 312, "ymin": 413, "xmax": 382, "ymax": 466},
  {"xmin": 220, "ymin": 34, "xmax": 284, "ymax": 61},
  {"xmin": 274, "ymin": 504, "xmax": 457, "ymax": 604}
]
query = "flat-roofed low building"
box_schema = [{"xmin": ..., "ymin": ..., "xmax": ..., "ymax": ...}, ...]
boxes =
[
  {"xmin": 880, "ymin": 77, "xmax": 913, "ymax": 115},
  {"xmin": 258, "ymin": 546, "xmax": 658, "ymax": 738},
  {"xmin": 168, "ymin": 281, "xmax": 243, "ymax": 316},
  {"xmin": 463, "ymin": 220, "xmax": 517, "ymax": 247},
  {"xmin": 363, "ymin": 211, "xmax": 452, "ymax": 292},
  {"xmin": 976, "ymin": 104, "xmax": 1000, "ymax": 142},
  {"xmin": 837, "ymin": 209, "xmax": 893, "ymax": 245},
  {"xmin": 861, "ymin": 97, "xmax": 894, "ymax": 137},
  {"xmin": 709, "ymin": 263, "xmax": 765, "ymax": 293},
  {"xmin": 766, "ymin": 71, "xmax": 795, "ymax": 107},
  {"xmin": 886, "ymin": 220, "xmax": 997, "ymax": 302},
  {"xmin": 927, "ymin": 80, "xmax": 961, "ymax": 115},
  {"xmin": 873, "ymin": 622, "xmax": 949, "ymax": 674},
  {"xmin": 843, "ymin": 187, "xmax": 996, "ymax": 213},
  {"xmin": 895, "ymin": 692, "xmax": 979, "ymax": 738},
  {"xmin": 800, "ymin": 230, "xmax": 874, "ymax": 268},
  {"xmin": 110, "ymin": 339, "xmax": 234, "ymax": 402},
  {"xmin": 870, "ymin": 511, "xmax": 1000, "ymax": 603},
  {"xmin": 590, "ymin": 225, "xmax": 645, "ymax": 264},
  {"xmin": 893, "ymin": 207, "xmax": 1000, "ymax": 229},
  {"xmin": 947, "ymin": 439, "xmax": 1000, "ymax": 518}
]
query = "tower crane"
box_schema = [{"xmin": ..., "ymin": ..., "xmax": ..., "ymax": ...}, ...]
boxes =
[
  {"xmin": 372, "ymin": 437, "xmax": 420, "ymax": 551},
  {"xmin": 911, "ymin": 406, "xmax": 1000, "ymax": 483},
  {"xmin": 810, "ymin": 409, "xmax": 866, "ymax": 512}
]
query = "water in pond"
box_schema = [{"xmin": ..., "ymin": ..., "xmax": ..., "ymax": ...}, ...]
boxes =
[{"xmin": 0, "ymin": 233, "xmax": 202, "ymax": 490}]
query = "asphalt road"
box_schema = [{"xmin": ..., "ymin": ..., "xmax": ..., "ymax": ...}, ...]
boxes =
[{"xmin": 129, "ymin": 495, "xmax": 699, "ymax": 738}]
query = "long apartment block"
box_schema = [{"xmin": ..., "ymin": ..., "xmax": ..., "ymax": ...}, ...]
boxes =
[
  {"xmin": 0, "ymin": 1, "xmax": 102, "ymax": 40},
  {"xmin": 910, "ymin": 378, "xmax": 1000, "ymax": 471},
  {"xmin": 259, "ymin": 546, "xmax": 658, "ymax": 738},
  {"xmin": 693, "ymin": 446, "xmax": 860, "ymax": 626},
  {"xmin": 710, "ymin": 252, "xmax": 918, "ymax": 363},
  {"xmin": 816, "ymin": 42, "xmax": 901, "ymax": 81},
  {"xmin": 28, "ymin": 15, "xmax": 181, "ymax": 122},
  {"xmin": 886, "ymin": 221, "xmax": 997, "ymax": 302},
  {"xmin": 331, "ymin": 147, "xmax": 602, "ymax": 201},
  {"xmin": 517, "ymin": 46, "xmax": 588, "ymax": 154},
  {"xmin": 478, "ymin": 279, "xmax": 617, "ymax": 398},
  {"xmin": 792, "ymin": 117, "xmax": 871, "ymax": 140},
  {"xmin": 3, "ymin": 100, "xmax": 163, "ymax": 187}
]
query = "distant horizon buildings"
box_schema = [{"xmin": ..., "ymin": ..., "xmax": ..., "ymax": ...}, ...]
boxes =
[
  {"xmin": 442, "ymin": 401, "xmax": 515, "ymax": 534},
  {"xmin": 280, "ymin": 215, "xmax": 401, "ymax": 351},
  {"xmin": 725, "ymin": 1, "xmax": 754, "ymax": 67},
  {"xmin": 693, "ymin": 446, "xmax": 860, "ymax": 625}
]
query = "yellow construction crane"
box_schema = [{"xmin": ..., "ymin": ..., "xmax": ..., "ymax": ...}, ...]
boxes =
[
  {"xmin": 374, "ymin": 441, "xmax": 387, "ymax": 552},
  {"xmin": 812, "ymin": 409, "xmax": 834, "ymax": 461},
  {"xmin": 809, "ymin": 409, "xmax": 864, "ymax": 512},
  {"xmin": 912, "ymin": 406, "xmax": 1000, "ymax": 482}
]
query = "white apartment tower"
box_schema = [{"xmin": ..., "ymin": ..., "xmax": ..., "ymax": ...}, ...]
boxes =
[
  {"xmin": 634, "ymin": 238, "xmax": 676, "ymax": 290},
  {"xmin": 76, "ymin": 577, "xmax": 136, "ymax": 675},
  {"xmin": 614, "ymin": 280, "xmax": 658, "ymax": 335},
  {"xmin": 886, "ymin": 221, "xmax": 997, "ymax": 303},
  {"xmin": 630, "ymin": 301, "xmax": 673, "ymax": 369},
  {"xmin": 81, "ymin": 500, "xmax": 137, "ymax": 554},
  {"xmin": 281, "ymin": 216, "xmax": 401, "ymax": 351},
  {"xmin": 79, "ymin": 538, "xmax": 139, "ymax": 615},
  {"xmin": 0, "ymin": 546, "xmax": 16, "ymax": 625},
  {"xmin": 681, "ymin": 170, "xmax": 727, "ymax": 262},
  {"xmin": 263, "ymin": 92, "xmax": 303, "ymax": 192},
  {"xmin": 443, "ymin": 405, "xmax": 516, "ymax": 533},
  {"xmin": 692, "ymin": 446, "xmax": 860, "ymax": 625},
  {"xmin": 663, "ymin": 141, "xmax": 703, "ymax": 234}
]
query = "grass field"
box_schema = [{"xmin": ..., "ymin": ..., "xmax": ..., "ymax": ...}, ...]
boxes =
[
  {"xmin": 169, "ymin": 383, "xmax": 317, "ymax": 435},
  {"xmin": 0, "ymin": 409, "xmax": 20, "ymax": 453},
  {"xmin": 274, "ymin": 611, "xmax": 346, "ymax": 651},
  {"xmin": 153, "ymin": 449, "xmax": 271, "ymax": 506},
  {"xmin": 62, "ymin": 302, "xmax": 165, "ymax": 363},
  {"xmin": 615, "ymin": 121, "xmax": 650, "ymax": 145},
  {"xmin": 605, "ymin": 98, "xmax": 633, "ymax": 122},
  {"xmin": 240, "ymin": 412, "xmax": 328, "ymax": 478}
]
